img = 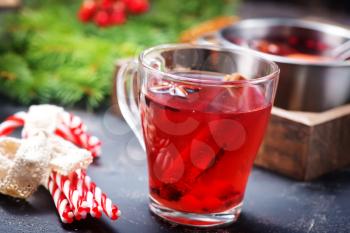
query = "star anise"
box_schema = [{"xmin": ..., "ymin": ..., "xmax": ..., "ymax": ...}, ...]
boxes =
[{"xmin": 150, "ymin": 81, "xmax": 200, "ymax": 98}]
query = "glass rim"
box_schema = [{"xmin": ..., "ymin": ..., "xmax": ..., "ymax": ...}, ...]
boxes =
[{"xmin": 139, "ymin": 43, "xmax": 280, "ymax": 86}]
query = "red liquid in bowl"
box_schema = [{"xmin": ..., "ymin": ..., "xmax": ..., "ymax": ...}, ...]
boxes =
[
  {"xmin": 230, "ymin": 36, "xmax": 333, "ymax": 62},
  {"xmin": 140, "ymin": 72, "xmax": 272, "ymax": 213}
]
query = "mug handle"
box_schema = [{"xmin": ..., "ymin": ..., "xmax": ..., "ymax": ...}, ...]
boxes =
[{"xmin": 116, "ymin": 60, "xmax": 145, "ymax": 150}]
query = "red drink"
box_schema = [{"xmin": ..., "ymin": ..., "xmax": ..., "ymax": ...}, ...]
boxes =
[
  {"xmin": 118, "ymin": 44, "xmax": 279, "ymax": 226},
  {"xmin": 140, "ymin": 72, "xmax": 272, "ymax": 214},
  {"xmin": 229, "ymin": 36, "xmax": 333, "ymax": 61}
]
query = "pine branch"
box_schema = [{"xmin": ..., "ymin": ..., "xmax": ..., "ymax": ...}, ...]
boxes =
[{"xmin": 0, "ymin": 0, "xmax": 238, "ymax": 109}]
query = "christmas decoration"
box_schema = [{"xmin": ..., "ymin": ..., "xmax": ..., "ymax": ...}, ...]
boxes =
[
  {"xmin": 0, "ymin": 105, "xmax": 120, "ymax": 223},
  {"xmin": 78, "ymin": 0, "xmax": 149, "ymax": 27},
  {"xmin": 0, "ymin": 0, "xmax": 237, "ymax": 108}
]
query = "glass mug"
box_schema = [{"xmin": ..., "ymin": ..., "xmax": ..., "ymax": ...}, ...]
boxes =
[{"xmin": 117, "ymin": 44, "xmax": 279, "ymax": 227}]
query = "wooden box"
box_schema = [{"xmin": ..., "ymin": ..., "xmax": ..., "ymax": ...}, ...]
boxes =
[{"xmin": 255, "ymin": 105, "xmax": 350, "ymax": 181}]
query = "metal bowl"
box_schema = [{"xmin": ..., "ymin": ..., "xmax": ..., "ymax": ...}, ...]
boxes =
[{"xmin": 217, "ymin": 18, "xmax": 350, "ymax": 112}]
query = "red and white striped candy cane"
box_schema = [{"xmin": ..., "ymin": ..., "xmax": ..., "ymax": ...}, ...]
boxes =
[
  {"xmin": 56, "ymin": 112, "xmax": 101, "ymax": 157},
  {"xmin": 79, "ymin": 170, "xmax": 121, "ymax": 220},
  {"xmin": 0, "ymin": 112, "xmax": 26, "ymax": 136},
  {"xmin": 91, "ymin": 182, "xmax": 120, "ymax": 220},
  {"xmin": 51, "ymin": 172, "xmax": 90, "ymax": 217},
  {"xmin": 68, "ymin": 172, "xmax": 88, "ymax": 220},
  {"xmin": 0, "ymin": 110, "xmax": 118, "ymax": 223},
  {"xmin": 48, "ymin": 176, "xmax": 74, "ymax": 224},
  {"xmin": 86, "ymin": 191, "xmax": 102, "ymax": 218},
  {"xmin": 72, "ymin": 170, "xmax": 102, "ymax": 218},
  {"xmin": 50, "ymin": 175, "xmax": 85, "ymax": 221},
  {"xmin": 0, "ymin": 111, "xmax": 101, "ymax": 157}
]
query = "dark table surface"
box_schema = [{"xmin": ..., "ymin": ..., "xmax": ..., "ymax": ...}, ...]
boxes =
[{"xmin": 0, "ymin": 102, "xmax": 349, "ymax": 233}]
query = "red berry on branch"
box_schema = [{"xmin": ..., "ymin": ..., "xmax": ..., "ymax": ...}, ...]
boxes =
[
  {"xmin": 110, "ymin": 11, "xmax": 126, "ymax": 25},
  {"xmin": 78, "ymin": 0, "xmax": 98, "ymax": 22},
  {"xmin": 124, "ymin": 0, "xmax": 149, "ymax": 14},
  {"xmin": 113, "ymin": 1, "xmax": 126, "ymax": 13},
  {"xmin": 78, "ymin": 0, "xmax": 149, "ymax": 27},
  {"xmin": 101, "ymin": 0, "xmax": 114, "ymax": 9},
  {"xmin": 94, "ymin": 10, "xmax": 110, "ymax": 27}
]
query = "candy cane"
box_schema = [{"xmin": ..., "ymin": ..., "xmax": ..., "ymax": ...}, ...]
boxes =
[
  {"xmin": 87, "ymin": 191, "xmax": 102, "ymax": 218},
  {"xmin": 56, "ymin": 112, "xmax": 101, "ymax": 157},
  {"xmin": 0, "ymin": 113, "xmax": 80, "ymax": 222},
  {"xmin": 0, "ymin": 108, "xmax": 118, "ymax": 223},
  {"xmin": 92, "ymin": 183, "xmax": 120, "ymax": 220},
  {"xmin": 79, "ymin": 170, "xmax": 120, "ymax": 220},
  {"xmin": 51, "ymin": 172, "xmax": 90, "ymax": 217},
  {"xmin": 48, "ymin": 176, "xmax": 74, "ymax": 223},
  {"xmin": 72, "ymin": 170, "xmax": 102, "ymax": 218},
  {"xmin": 67, "ymin": 172, "xmax": 87, "ymax": 220},
  {"xmin": 0, "ymin": 111, "xmax": 101, "ymax": 157},
  {"xmin": 0, "ymin": 112, "xmax": 26, "ymax": 136}
]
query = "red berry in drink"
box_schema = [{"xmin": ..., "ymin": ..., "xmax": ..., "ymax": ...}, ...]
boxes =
[
  {"xmin": 202, "ymin": 197, "xmax": 222, "ymax": 211},
  {"xmin": 306, "ymin": 39, "xmax": 315, "ymax": 49},
  {"xmin": 288, "ymin": 35, "xmax": 298, "ymax": 45},
  {"xmin": 78, "ymin": 0, "xmax": 97, "ymax": 22},
  {"xmin": 94, "ymin": 10, "xmax": 110, "ymax": 27},
  {"xmin": 180, "ymin": 194, "xmax": 201, "ymax": 212}
]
